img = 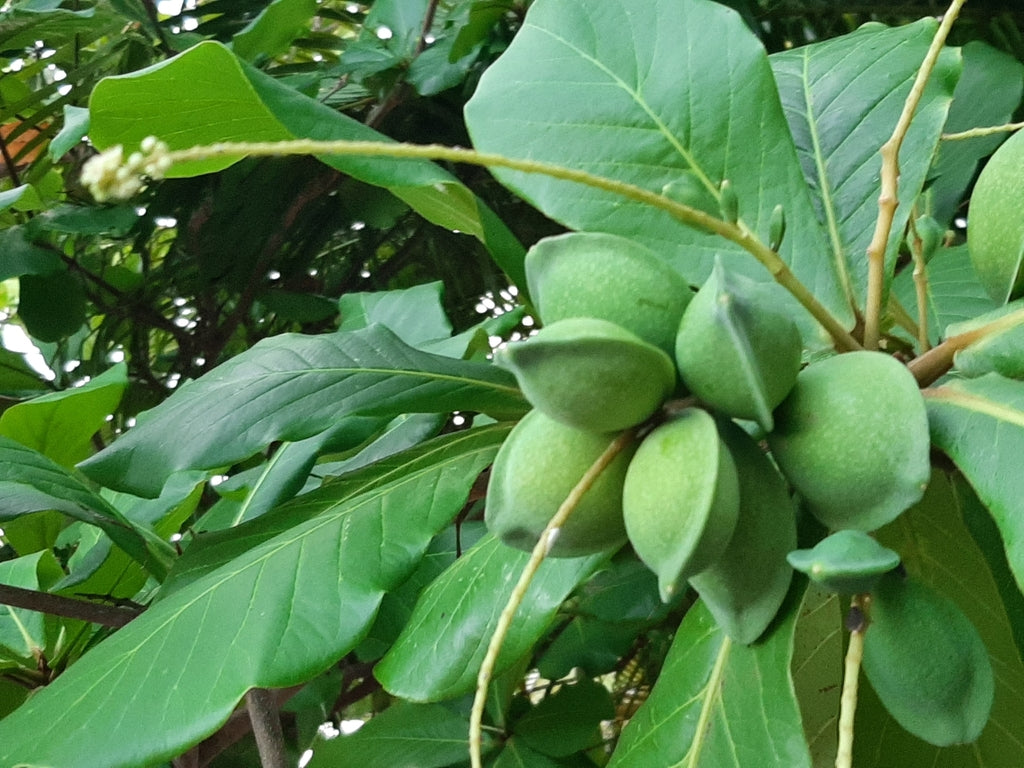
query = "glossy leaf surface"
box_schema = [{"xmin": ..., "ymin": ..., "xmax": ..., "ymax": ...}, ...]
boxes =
[
  {"xmin": 771, "ymin": 20, "xmax": 959, "ymax": 310},
  {"xmin": 376, "ymin": 534, "xmax": 607, "ymax": 701},
  {"xmin": 607, "ymin": 582, "xmax": 811, "ymax": 767},
  {"xmin": 465, "ymin": 0, "xmax": 852, "ymax": 338},
  {"xmin": 0, "ymin": 426, "xmax": 502, "ymax": 768},
  {"xmin": 80, "ymin": 324, "xmax": 526, "ymax": 497}
]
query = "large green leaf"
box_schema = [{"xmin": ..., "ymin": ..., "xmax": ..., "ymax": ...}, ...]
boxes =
[
  {"xmin": 87, "ymin": 40, "xmax": 527, "ymax": 286},
  {"xmin": 0, "ymin": 362, "xmax": 126, "ymax": 467},
  {"xmin": 160, "ymin": 428, "xmax": 510, "ymax": 599},
  {"xmin": 0, "ymin": 425, "xmax": 503, "ymax": 768},
  {"xmin": 308, "ymin": 701, "xmax": 495, "ymax": 767},
  {"xmin": 855, "ymin": 471, "xmax": 1024, "ymax": 766},
  {"xmin": 375, "ymin": 534, "xmax": 608, "ymax": 702},
  {"xmin": 464, "ymin": 0, "xmax": 852, "ymax": 338},
  {"xmin": 770, "ymin": 20, "xmax": 960, "ymax": 311},
  {"xmin": 79, "ymin": 324, "xmax": 526, "ymax": 497},
  {"xmin": 0, "ymin": 437, "xmax": 174, "ymax": 579},
  {"xmin": 607, "ymin": 581, "xmax": 811, "ymax": 768},
  {"xmin": 924, "ymin": 374, "xmax": 1024, "ymax": 592}
]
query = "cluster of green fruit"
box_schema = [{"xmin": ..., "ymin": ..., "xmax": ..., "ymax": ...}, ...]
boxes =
[{"xmin": 485, "ymin": 231, "xmax": 994, "ymax": 745}]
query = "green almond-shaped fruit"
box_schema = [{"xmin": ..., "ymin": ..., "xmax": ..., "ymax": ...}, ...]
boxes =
[
  {"xmin": 767, "ymin": 351, "xmax": 930, "ymax": 531},
  {"xmin": 497, "ymin": 317, "xmax": 676, "ymax": 433},
  {"xmin": 525, "ymin": 232, "xmax": 693, "ymax": 354},
  {"xmin": 675, "ymin": 256, "xmax": 801, "ymax": 431},
  {"xmin": 863, "ymin": 572, "xmax": 994, "ymax": 746},
  {"xmin": 485, "ymin": 410, "xmax": 637, "ymax": 558},
  {"xmin": 787, "ymin": 530, "xmax": 899, "ymax": 595},
  {"xmin": 688, "ymin": 420, "xmax": 796, "ymax": 643},
  {"xmin": 623, "ymin": 408, "xmax": 740, "ymax": 601},
  {"xmin": 967, "ymin": 128, "xmax": 1024, "ymax": 303}
]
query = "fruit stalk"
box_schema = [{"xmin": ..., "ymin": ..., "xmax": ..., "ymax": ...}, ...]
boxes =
[
  {"xmin": 468, "ymin": 428, "xmax": 637, "ymax": 768},
  {"xmin": 862, "ymin": 0, "xmax": 967, "ymax": 349},
  {"xmin": 85, "ymin": 138, "xmax": 862, "ymax": 352},
  {"xmin": 836, "ymin": 598, "xmax": 868, "ymax": 768}
]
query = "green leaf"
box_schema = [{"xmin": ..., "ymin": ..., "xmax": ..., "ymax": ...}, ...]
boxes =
[
  {"xmin": 947, "ymin": 301, "xmax": 1024, "ymax": 379},
  {"xmin": 770, "ymin": 20, "xmax": 960, "ymax": 310},
  {"xmin": 489, "ymin": 739, "xmax": 563, "ymax": 768},
  {"xmin": 0, "ymin": 550, "xmax": 61, "ymax": 665},
  {"xmin": 338, "ymin": 281, "xmax": 453, "ymax": 346},
  {"xmin": 464, "ymin": 0, "xmax": 852, "ymax": 339},
  {"xmin": 855, "ymin": 471, "xmax": 1024, "ymax": 765},
  {"xmin": 513, "ymin": 677, "xmax": 614, "ymax": 757},
  {"xmin": 0, "ymin": 3, "xmax": 123, "ymax": 51},
  {"xmin": 308, "ymin": 701, "xmax": 494, "ymax": 768},
  {"xmin": 18, "ymin": 269, "xmax": 87, "ymax": 343},
  {"xmin": 790, "ymin": 585, "xmax": 842, "ymax": 768},
  {"xmin": 537, "ymin": 617, "xmax": 639, "ymax": 680},
  {"xmin": 892, "ymin": 245, "xmax": 998, "ymax": 346},
  {"xmin": 49, "ymin": 104, "xmax": 89, "ymax": 160},
  {"xmin": 79, "ymin": 324, "xmax": 526, "ymax": 497},
  {"xmin": 0, "ymin": 347, "xmax": 48, "ymax": 397},
  {"xmin": 927, "ymin": 42, "xmax": 1024, "ymax": 228},
  {"xmin": 0, "ymin": 184, "xmax": 33, "ymax": 213},
  {"xmin": 0, "ymin": 362, "xmax": 126, "ymax": 467},
  {"xmin": 925, "ymin": 374, "xmax": 1024, "ymax": 592},
  {"xmin": 231, "ymin": 0, "xmax": 317, "ymax": 61},
  {"xmin": 87, "ymin": 40, "xmax": 527, "ymax": 286},
  {"xmin": 0, "ymin": 425, "xmax": 502, "ymax": 768},
  {"xmin": 375, "ymin": 534, "xmax": 607, "ymax": 702},
  {"xmin": 0, "ymin": 437, "xmax": 174, "ymax": 579},
  {"xmin": 607, "ymin": 581, "xmax": 811, "ymax": 768},
  {"xmin": 0, "ymin": 227, "xmax": 62, "ymax": 281}
]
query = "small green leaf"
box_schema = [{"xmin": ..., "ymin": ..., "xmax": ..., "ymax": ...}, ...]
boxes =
[
  {"xmin": 307, "ymin": 702, "xmax": 494, "ymax": 768},
  {"xmin": 338, "ymin": 281, "xmax": 453, "ymax": 346},
  {"xmin": 0, "ymin": 437, "xmax": 174, "ymax": 579},
  {"xmin": 231, "ymin": 0, "xmax": 317, "ymax": 61},
  {"xmin": 513, "ymin": 678, "xmax": 614, "ymax": 757},
  {"xmin": 18, "ymin": 269, "xmax": 87, "ymax": 343},
  {"xmin": 0, "ymin": 363, "xmax": 126, "ymax": 467},
  {"xmin": 892, "ymin": 245, "xmax": 998, "ymax": 347},
  {"xmin": 0, "ymin": 550, "xmax": 61, "ymax": 664},
  {"xmin": 947, "ymin": 301, "xmax": 1024, "ymax": 379}
]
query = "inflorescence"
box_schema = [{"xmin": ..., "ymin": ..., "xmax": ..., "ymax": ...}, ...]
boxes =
[{"xmin": 80, "ymin": 136, "xmax": 172, "ymax": 202}]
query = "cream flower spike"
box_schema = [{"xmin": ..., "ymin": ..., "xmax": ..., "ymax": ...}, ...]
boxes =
[{"xmin": 81, "ymin": 136, "xmax": 172, "ymax": 202}]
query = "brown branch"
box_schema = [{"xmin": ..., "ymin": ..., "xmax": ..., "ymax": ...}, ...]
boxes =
[
  {"xmin": 0, "ymin": 583, "xmax": 139, "ymax": 628},
  {"xmin": 0, "ymin": 130, "xmax": 23, "ymax": 187},
  {"xmin": 246, "ymin": 688, "xmax": 289, "ymax": 768},
  {"xmin": 908, "ymin": 305, "xmax": 1024, "ymax": 386}
]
